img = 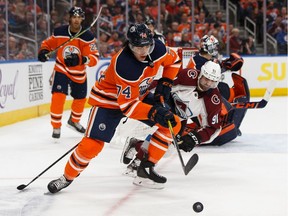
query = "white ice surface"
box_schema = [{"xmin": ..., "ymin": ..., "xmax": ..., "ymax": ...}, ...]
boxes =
[{"xmin": 0, "ymin": 97, "xmax": 287, "ymax": 216}]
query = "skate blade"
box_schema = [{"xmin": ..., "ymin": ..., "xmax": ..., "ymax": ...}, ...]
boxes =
[{"xmin": 133, "ymin": 177, "xmax": 165, "ymax": 189}]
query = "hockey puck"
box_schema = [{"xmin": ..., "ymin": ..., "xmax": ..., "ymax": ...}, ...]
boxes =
[{"xmin": 193, "ymin": 202, "xmax": 203, "ymax": 213}]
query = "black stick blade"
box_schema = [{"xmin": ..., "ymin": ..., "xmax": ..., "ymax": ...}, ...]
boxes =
[
  {"xmin": 17, "ymin": 184, "xmax": 27, "ymax": 190},
  {"xmin": 184, "ymin": 153, "xmax": 199, "ymax": 175}
]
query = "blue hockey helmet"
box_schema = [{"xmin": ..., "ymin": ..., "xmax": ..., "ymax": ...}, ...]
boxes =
[{"xmin": 127, "ymin": 23, "xmax": 153, "ymax": 47}]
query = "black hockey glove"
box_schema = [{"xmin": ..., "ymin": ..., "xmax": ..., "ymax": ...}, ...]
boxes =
[
  {"xmin": 64, "ymin": 53, "xmax": 81, "ymax": 67},
  {"xmin": 154, "ymin": 77, "xmax": 173, "ymax": 104},
  {"xmin": 148, "ymin": 105, "xmax": 176, "ymax": 128},
  {"xmin": 38, "ymin": 49, "xmax": 50, "ymax": 62},
  {"xmin": 178, "ymin": 131, "xmax": 201, "ymax": 152}
]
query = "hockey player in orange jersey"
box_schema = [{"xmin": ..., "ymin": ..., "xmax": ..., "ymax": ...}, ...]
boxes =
[
  {"xmin": 47, "ymin": 23, "xmax": 182, "ymax": 192},
  {"xmin": 38, "ymin": 7, "xmax": 99, "ymax": 139}
]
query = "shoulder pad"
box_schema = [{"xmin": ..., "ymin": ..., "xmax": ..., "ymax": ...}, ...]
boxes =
[
  {"xmin": 53, "ymin": 25, "xmax": 69, "ymax": 37},
  {"xmin": 193, "ymin": 53, "xmax": 209, "ymax": 70},
  {"xmin": 79, "ymin": 30, "xmax": 95, "ymax": 42},
  {"xmin": 149, "ymin": 39, "xmax": 167, "ymax": 61},
  {"xmin": 115, "ymin": 47, "xmax": 148, "ymax": 81}
]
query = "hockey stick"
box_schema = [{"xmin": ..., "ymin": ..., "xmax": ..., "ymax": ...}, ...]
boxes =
[
  {"xmin": 45, "ymin": 6, "xmax": 103, "ymax": 58},
  {"xmin": 160, "ymin": 96, "xmax": 199, "ymax": 175},
  {"xmin": 167, "ymin": 121, "xmax": 199, "ymax": 175},
  {"xmin": 231, "ymin": 80, "xmax": 276, "ymax": 109},
  {"xmin": 17, "ymin": 143, "xmax": 78, "ymax": 190}
]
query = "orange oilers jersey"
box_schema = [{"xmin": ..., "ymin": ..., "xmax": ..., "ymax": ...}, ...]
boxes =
[
  {"xmin": 88, "ymin": 39, "xmax": 181, "ymax": 121},
  {"xmin": 39, "ymin": 25, "xmax": 99, "ymax": 83}
]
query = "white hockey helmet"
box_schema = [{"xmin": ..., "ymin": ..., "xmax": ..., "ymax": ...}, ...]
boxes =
[
  {"xmin": 198, "ymin": 61, "xmax": 221, "ymax": 91},
  {"xmin": 200, "ymin": 35, "xmax": 219, "ymax": 57}
]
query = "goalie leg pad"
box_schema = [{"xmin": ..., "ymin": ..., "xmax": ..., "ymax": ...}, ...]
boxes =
[
  {"xmin": 207, "ymin": 123, "xmax": 238, "ymax": 146},
  {"xmin": 231, "ymin": 73, "xmax": 250, "ymax": 101}
]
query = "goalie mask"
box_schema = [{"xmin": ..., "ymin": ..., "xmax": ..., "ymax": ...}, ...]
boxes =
[
  {"xmin": 200, "ymin": 35, "xmax": 219, "ymax": 57},
  {"xmin": 198, "ymin": 61, "xmax": 221, "ymax": 91}
]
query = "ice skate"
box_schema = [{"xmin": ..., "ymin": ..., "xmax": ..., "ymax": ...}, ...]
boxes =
[
  {"xmin": 47, "ymin": 175, "xmax": 73, "ymax": 193},
  {"xmin": 52, "ymin": 128, "xmax": 61, "ymax": 139},
  {"xmin": 133, "ymin": 160, "xmax": 166, "ymax": 189},
  {"xmin": 122, "ymin": 158, "xmax": 140, "ymax": 177},
  {"xmin": 120, "ymin": 137, "xmax": 142, "ymax": 164},
  {"xmin": 67, "ymin": 116, "xmax": 85, "ymax": 134}
]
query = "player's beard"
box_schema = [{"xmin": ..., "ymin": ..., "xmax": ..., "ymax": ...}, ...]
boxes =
[{"xmin": 70, "ymin": 21, "xmax": 81, "ymax": 33}]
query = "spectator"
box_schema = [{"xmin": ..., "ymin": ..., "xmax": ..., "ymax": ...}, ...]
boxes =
[
  {"xmin": 195, "ymin": 0, "xmax": 210, "ymax": 18},
  {"xmin": 128, "ymin": 4, "xmax": 140, "ymax": 24},
  {"xmin": 177, "ymin": 13, "xmax": 191, "ymax": 34},
  {"xmin": 15, "ymin": 40, "xmax": 34, "ymax": 59},
  {"xmin": 276, "ymin": 23, "xmax": 288, "ymax": 54},
  {"xmin": 111, "ymin": 4, "xmax": 124, "ymax": 30},
  {"xmin": 98, "ymin": 42, "xmax": 111, "ymax": 58},
  {"xmin": 160, "ymin": 2, "xmax": 173, "ymax": 27},
  {"xmin": 250, "ymin": 6, "xmax": 264, "ymax": 43},
  {"xmin": 166, "ymin": 30, "xmax": 176, "ymax": 47},
  {"xmin": 207, "ymin": 10, "xmax": 225, "ymax": 24},
  {"xmin": 229, "ymin": 28, "xmax": 242, "ymax": 54},
  {"xmin": 8, "ymin": 36, "xmax": 19, "ymax": 60},
  {"xmin": 142, "ymin": 6, "xmax": 153, "ymax": 22},
  {"xmin": 179, "ymin": 32, "xmax": 191, "ymax": 47},
  {"xmin": 148, "ymin": 0, "xmax": 158, "ymax": 20},
  {"xmin": 109, "ymin": 41, "xmax": 123, "ymax": 56},
  {"xmin": 166, "ymin": 0, "xmax": 179, "ymax": 16},
  {"xmin": 242, "ymin": 36, "xmax": 256, "ymax": 55},
  {"xmin": 37, "ymin": 18, "xmax": 48, "ymax": 45},
  {"xmin": 82, "ymin": 0, "xmax": 97, "ymax": 29},
  {"xmin": 268, "ymin": 16, "xmax": 284, "ymax": 37}
]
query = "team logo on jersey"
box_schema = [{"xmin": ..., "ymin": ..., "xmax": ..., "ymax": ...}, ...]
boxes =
[
  {"xmin": 187, "ymin": 69, "xmax": 197, "ymax": 79},
  {"xmin": 99, "ymin": 123, "xmax": 106, "ymax": 131},
  {"xmin": 139, "ymin": 77, "xmax": 153, "ymax": 96},
  {"xmin": 211, "ymin": 94, "xmax": 220, "ymax": 105},
  {"xmin": 63, "ymin": 46, "xmax": 80, "ymax": 57}
]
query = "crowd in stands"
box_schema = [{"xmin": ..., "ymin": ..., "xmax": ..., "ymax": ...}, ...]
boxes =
[{"xmin": 0, "ymin": 0, "xmax": 287, "ymax": 61}]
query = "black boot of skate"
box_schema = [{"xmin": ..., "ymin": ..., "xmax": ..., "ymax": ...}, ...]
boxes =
[
  {"xmin": 52, "ymin": 128, "xmax": 61, "ymax": 139},
  {"xmin": 120, "ymin": 137, "xmax": 143, "ymax": 164},
  {"xmin": 67, "ymin": 116, "xmax": 85, "ymax": 134},
  {"xmin": 133, "ymin": 159, "xmax": 167, "ymax": 189},
  {"xmin": 47, "ymin": 175, "xmax": 73, "ymax": 194},
  {"xmin": 123, "ymin": 158, "xmax": 140, "ymax": 177}
]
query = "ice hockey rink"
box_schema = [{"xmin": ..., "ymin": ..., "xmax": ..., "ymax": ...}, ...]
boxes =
[{"xmin": 0, "ymin": 96, "xmax": 287, "ymax": 216}]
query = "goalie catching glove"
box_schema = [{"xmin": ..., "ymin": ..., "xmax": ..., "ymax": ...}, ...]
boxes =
[
  {"xmin": 176, "ymin": 131, "xmax": 201, "ymax": 152},
  {"xmin": 64, "ymin": 53, "xmax": 90, "ymax": 67},
  {"xmin": 221, "ymin": 53, "xmax": 244, "ymax": 72}
]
